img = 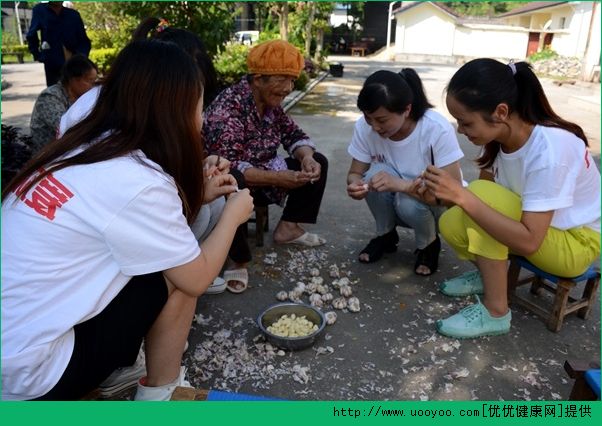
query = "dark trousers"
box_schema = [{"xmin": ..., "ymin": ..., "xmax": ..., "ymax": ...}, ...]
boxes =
[
  {"xmin": 44, "ymin": 63, "xmax": 61, "ymax": 87},
  {"xmin": 228, "ymin": 152, "xmax": 328, "ymax": 264}
]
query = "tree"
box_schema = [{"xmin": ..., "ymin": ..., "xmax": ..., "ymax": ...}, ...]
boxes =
[{"xmin": 444, "ymin": 2, "xmax": 530, "ymax": 17}]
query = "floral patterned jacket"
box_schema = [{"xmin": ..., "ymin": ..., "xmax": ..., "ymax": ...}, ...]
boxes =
[{"xmin": 203, "ymin": 78, "xmax": 315, "ymax": 204}]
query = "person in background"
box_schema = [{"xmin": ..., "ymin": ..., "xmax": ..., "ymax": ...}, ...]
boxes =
[
  {"xmin": 1, "ymin": 39, "xmax": 253, "ymax": 401},
  {"xmin": 346, "ymin": 69, "xmax": 464, "ymax": 276},
  {"xmin": 423, "ymin": 58, "xmax": 600, "ymax": 339},
  {"xmin": 26, "ymin": 1, "xmax": 91, "ymax": 87},
  {"xmin": 203, "ymin": 39, "xmax": 329, "ymax": 294},
  {"xmin": 30, "ymin": 54, "xmax": 97, "ymax": 155}
]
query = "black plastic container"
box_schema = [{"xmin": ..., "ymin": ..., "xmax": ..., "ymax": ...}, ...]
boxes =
[{"xmin": 329, "ymin": 63, "xmax": 344, "ymax": 77}]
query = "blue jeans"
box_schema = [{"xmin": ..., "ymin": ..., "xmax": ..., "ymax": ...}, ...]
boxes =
[{"xmin": 364, "ymin": 163, "xmax": 445, "ymax": 249}]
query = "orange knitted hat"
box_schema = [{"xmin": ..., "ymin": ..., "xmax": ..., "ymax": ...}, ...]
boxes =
[{"xmin": 247, "ymin": 40, "xmax": 304, "ymax": 78}]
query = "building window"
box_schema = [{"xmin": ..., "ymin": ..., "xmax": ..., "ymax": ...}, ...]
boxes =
[{"xmin": 560, "ymin": 17, "xmax": 566, "ymax": 29}]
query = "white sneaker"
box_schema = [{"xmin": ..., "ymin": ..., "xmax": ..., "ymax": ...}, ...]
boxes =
[
  {"xmin": 99, "ymin": 347, "xmax": 146, "ymax": 397},
  {"xmin": 134, "ymin": 366, "xmax": 191, "ymax": 401}
]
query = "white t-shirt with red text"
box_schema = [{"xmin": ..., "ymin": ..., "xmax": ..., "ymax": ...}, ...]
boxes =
[{"xmin": 1, "ymin": 151, "xmax": 200, "ymax": 400}]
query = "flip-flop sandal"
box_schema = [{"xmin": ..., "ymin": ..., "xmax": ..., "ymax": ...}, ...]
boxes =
[
  {"xmin": 205, "ymin": 277, "xmax": 227, "ymax": 295},
  {"xmin": 223, "ymin": 268, "xmax": 249, "ymax": 294},
  {"xmin": 279, "ymin": 232, "xmax": 326, "ymax": 247}
]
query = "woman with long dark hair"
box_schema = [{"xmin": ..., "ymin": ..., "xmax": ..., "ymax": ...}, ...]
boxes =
[
  {"xmin": 1, "ymin": 40, "xmax": 253, "ymax": 400},
  {"xmin": 423, "ymin": 58, "xmax": 600, "ymax": 339},
  {"xmin": 346, "ymin": 69, "xmax": 464, "ymax": 275}
]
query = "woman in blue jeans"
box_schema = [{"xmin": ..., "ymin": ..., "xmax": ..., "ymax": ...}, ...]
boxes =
[{"xmin": 346, "ymin": 69, "xmax": 464, "ymax": 275}]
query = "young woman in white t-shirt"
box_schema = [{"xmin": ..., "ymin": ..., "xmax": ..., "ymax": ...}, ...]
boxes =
[
  {"xmin": 1, "ymin": 40, "xmax": 253, "ymax": 400},
  {"xmin": 346, "ymin": 69, "xmax": 464, "ymax": 276},
  {"xmin": 422, "ymin": 58, "xmax": 600, "ymax": 339}
]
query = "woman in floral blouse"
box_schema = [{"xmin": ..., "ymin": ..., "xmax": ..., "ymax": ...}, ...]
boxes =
[
  {"xmin": 203, "ymin": 40, "xmax": 328, "ymax": 293},
  {"xmin": 29, "ymin": 54, "xmax": 97, "ymax": 154}
]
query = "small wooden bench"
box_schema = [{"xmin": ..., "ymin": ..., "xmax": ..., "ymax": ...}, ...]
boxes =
[
  {"xmin": 507, "ymin": 256, "xmax": 600, "ymax": 332},
  {"xmin": 245, "ymin": 205, "xmax": 269, "ymax": 247},
  {"xmin": 1, "ymin": 52, "xmax": 25, "ymax": 64},
  {"xmin": 350, "ymin": 46, "xmax": 367, "ymax": 57},
  {"xmin": 564, "ymin": 360, "xmax": 601, "ymax": 400}
]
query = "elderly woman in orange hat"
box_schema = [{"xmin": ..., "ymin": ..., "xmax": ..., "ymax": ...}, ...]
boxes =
[{"xmin": 204, "ymin": 40, "xmax": 328, "ymax": 293}]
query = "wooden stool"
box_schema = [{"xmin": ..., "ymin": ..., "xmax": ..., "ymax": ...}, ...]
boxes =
[
  {"xmin": 507, "ymin": 256, "xmax": 600, "ymax": 332},
  {"xmin": 245, "ymin": 205, "xmax": 269, "ymax": 247},
  {"xmin": 564, "ymin": 360, "xmax": 601, "ymax": 400}
]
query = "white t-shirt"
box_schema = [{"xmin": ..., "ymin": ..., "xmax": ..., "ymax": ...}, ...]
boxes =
[
  {"xmin": 1, "ymin": 151, "xmax": 201, "ymax": 400},
  {"xmin": 492, "ymin": 125, "xmax": 600, "ymax": 232},
  {"xmin": 58, "ymin": 85, "xmax": 100, "ymax": 137},
  {"xmin": 348, "ymin": 109, "xmax": 464, "ymax": 180}
]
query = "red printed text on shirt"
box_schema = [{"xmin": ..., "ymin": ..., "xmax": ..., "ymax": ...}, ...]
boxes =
[{"xmin": 14, "ymin": 169, "xmax": 74, "ymax": 221}]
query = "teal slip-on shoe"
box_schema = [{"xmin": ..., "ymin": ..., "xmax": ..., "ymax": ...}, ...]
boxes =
[
  {"xmin": 439, "ymin": 269, "xmax": 484, "ymax": 297},
  {"xmin": 436, "ymin": 296, "xmax": 511, "ymax": 339}
]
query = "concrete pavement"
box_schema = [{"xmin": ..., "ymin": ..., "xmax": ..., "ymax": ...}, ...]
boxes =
[{"xmin": 0, "ymin": 57, "xmax": 600, "ymax": 401}]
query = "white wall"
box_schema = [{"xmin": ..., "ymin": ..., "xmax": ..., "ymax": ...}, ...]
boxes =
[
  {"xmin": 452, "ymin": 26, "xmax": 528, "ymax": 60},
  {"xmin": 394, "ymin": 4, "xmax": 455, "ymax": 56},
  {"xmin": 551, "ymin": 2, "xmax": 595, "ymax": 57}
]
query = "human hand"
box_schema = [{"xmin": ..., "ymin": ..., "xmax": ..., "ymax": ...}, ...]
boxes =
[
  {"xmin": 203, "ymin": 173, "xmax": 239, "ymax": 203},
  {"xmin": 369, "ymin": 171, "xmax": 404, "ymax": 193},
  {"xmin": 347, "ymin": 180, "xmax": 369, "ymax": 200},
  {"xmin": 203, "ymin": 155, "xmax": 231, "ymax": 178},
  {"xmin": 277, "ymin": 169, "xmax": 312, "ymax": 189},
  {"xmin": 422, "ymin": 165, "xmax": 465, "ymax": 205},
  {"xmin": 223, "ymin": 188, "xmax": 254, "ymax": 225},
  {"xmin": 301, "ymin": 156, "xmax": 321, "ymax": 182}
]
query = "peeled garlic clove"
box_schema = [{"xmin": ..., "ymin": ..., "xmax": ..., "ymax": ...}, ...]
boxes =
[
  {"xmin": 316, "ymin": 284, "xmax": 328, "ymax": 295},
  {"xmin": 325, "ymin": 311, "xmax": 337, "ymax": 325},
  {"xmin": 347, "ymin": 296, "xmax": 361, "ymax": 312},
  {"xmin": 276, "ymin": 290, "xmax": 288, "ymax": 301}
]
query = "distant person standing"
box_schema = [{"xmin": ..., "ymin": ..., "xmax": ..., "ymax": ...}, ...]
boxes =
[{"xmin": 26, "ymin": 1, "xmax": 91, "ymax": 87}]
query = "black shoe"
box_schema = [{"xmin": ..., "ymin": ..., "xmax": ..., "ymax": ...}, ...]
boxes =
[
  {"xmin": 359, "ymin": 229, "xmax": 399, "ymax": 263},
  {"xmin": 414, "ymin": 236, "xmax": 441, "ymax": 276}
]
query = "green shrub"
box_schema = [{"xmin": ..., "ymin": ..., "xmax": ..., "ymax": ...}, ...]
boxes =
[
  {"xmin": 89, "ymin": 48, "xmax": 119, "ymax": 75},
  {"xmin": 1, "ymin": 45, "xmax": 29, "ymax": 55},
  {"xmin": 294, "ymin": 70, "xmax": 309, "ymax": 91},
  {"xmin": 213, "ymin": 42, "xmax": 250, "ymax": 87},
  {"xmin": 528, "ymin": 48, "xmax": 559, "ymax": 62}
]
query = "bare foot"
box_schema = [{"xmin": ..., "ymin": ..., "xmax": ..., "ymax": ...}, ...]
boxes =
[
  {"xmin": 224, "ymin": 261, "xmax": 248, "ymax": 292},
  {"xmin": 273, "ymin": 220, "xmax": 306, "ymax": 244}
]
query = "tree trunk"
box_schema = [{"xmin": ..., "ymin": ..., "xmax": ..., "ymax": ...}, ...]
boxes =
[
  {"xmin": 314, "ymin": 27, "xmax": 324, "ymax": 62},
  {"xmin": 279, "ymin": 2, "xmax": 289, "ymax": 41},
  {"xmin": 304, "ymin": 2, "xmax": 316, "ymax": 56}
]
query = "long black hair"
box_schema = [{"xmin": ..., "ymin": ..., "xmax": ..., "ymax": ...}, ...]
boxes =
[
  {"xmin": 3, "ymin": 40, "xmax": 206, "ymax": 223},
  {"xmin": 357, "ymin": 68, "xmax": 433, "ymax": 121},
  {"xmin": 447, "ymin": 58, "xmax": 588, "ymax": 169},
  {"xmin": 132, "ymin": 17, "xmax": 219, "ymax": 109}
]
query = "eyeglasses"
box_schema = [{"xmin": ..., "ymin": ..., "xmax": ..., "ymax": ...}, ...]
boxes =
[{"xmin": 267, "ymin": 76, "xmax": 295, "ymax": 89}]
